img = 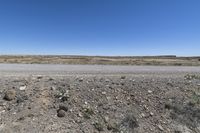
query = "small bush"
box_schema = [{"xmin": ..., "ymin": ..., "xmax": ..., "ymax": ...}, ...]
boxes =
[
  {"xmin": 93, "ymin": 121, "xmax": 104, "ymax": 131},
  {"xmin": 82, "ymin": 107, "xmax": 94, "ymax": 119}
]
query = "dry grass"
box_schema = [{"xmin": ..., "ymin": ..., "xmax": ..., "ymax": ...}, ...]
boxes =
[{"xmin": 0, "ymin": 55, "xmax": 200, "ymax": 66}]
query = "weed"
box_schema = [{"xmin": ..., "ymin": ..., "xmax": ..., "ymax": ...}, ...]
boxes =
[
  {"xmin": 107, "ymin": 121, "xmax": 119, "ymax": 132},
  {"xmin": 82, "ymin": 107, "xmax": 94, "ymax": 119},
  {"xmin": 191, "ymin": 91, "xmax": 200, "ymax": 105},
  {"xmin": 93, "ymin": 121, "xmax": 104, "ymax": 131},
  {"xmin": 165, "ymin": 101, "xmax": 200, "ymax": 129},
  {"xmin": 119, "ymin": 114, "xmax": 139, "ymax": 132}
]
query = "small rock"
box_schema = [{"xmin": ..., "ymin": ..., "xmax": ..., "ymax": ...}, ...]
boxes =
[
  {"xmin": 148, "ymin": 90, "xmax": 153, "ymax": 93},
  {"xmin": 78, "ymin": 112, "xmax": 83, "ymax": 117},
  {"xmin": 79, "ymin": 78, "xmax": 83, "ymax": 82},
  {"xmin": 106, "ymin": 96, "xmax": 111, "ymax": 101},
  {"xmin": 50, "ymin": 86, "xmax": 56, "ymax": 91},
  {"xmin": 57, "ymin": 109, "xmax": 65, "ymax": 117},
  {"xmin": 158, "ymin": 125, "xmax": 164, "ymax": 131},
  {"xmin": 150, "ymin": 112, "xmax": 154, "ymax": 116},
  {"xmin": 102, "ymin": 91, "xmax": 106, "ymax": 95},
  {"xmin": 4, "ymin": 89, "xmax": 16, "ymax": 101},
  {"xmin": 48, "ymin": 78, "xmax": 54, "ymax": 81},
  {"xmin": 27, "ymin": 113, "xmax": 34, "ymax": 117},
  {"xmin": 75, "ymin": 119, "xmax": 82, "ymax": 123},
  {"xmin": 121, "ymin": 76, "xmax": 126, "ymax": 79},
  {"xmin": 105, "ymin": 79, "xmax": 110, "ymax": 82},
  {"xmin": 19, "ymin": 86, "xmax": 26, "ymax": 91},
  {"xmin": 0, "ymin": 110, "xmax": 5, "ymax": 114},
  {"xmin": 104, "ymin": 116, "xmax": 109, "ymax": 123},
  {"xmin": 37, "ymin": 76, "xmax": 43, "ymax": 79},
  {"xmin": 59, "ymin": 105, "xmax": 68, "ymax": 112},
  {"xmin": 141, "ymin": 113, "xmax": 146, "ymax": 118}
]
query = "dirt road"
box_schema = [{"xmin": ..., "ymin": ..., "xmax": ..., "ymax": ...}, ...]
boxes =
[{"xmin": 0, "ymin": 64, "xmax": 200, "ymax": 76}]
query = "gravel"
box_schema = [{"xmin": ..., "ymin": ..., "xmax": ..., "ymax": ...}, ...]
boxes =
[{"xmin": 0, "ymin": 65, "xmax": 200, "ymax": 132}]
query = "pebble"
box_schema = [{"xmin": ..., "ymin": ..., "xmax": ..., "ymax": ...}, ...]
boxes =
[
  {"xmin": 57, "ymin": 109, "xmax": 65, "ymax": 117},
  {"xmin": 150, "ymin": 112, "xmax": 154, "ymax": 116},
  {"xmin": 79, "ymin": 78, "xmax": 83, "ymax": 82},
  {"xmin": 37, "ymin": 76, "xmax": 43, "ymax": 79},
  {"xmin": 102, "ymin": 91, "xmax": 106, "ymax": 95},
  {"xmin": 158, "ymin": 125, "xmax": 164, "ymax": 131},
  {"xmin": 51, "ymin": 86, "xmax": 56, "ymax": 91},
  {"xmin": 121, "ymin": 76, "xmax": 126, "ymax": 79},
  {"xmin": 0, "ymin": 110, "xmax": 5, "ymax": 114},
  {"xmin": 141, "ymin": 113, "xmax": 146, "ymax": 118},
  {"xmin": 4, "ymin": 90, "xmax": 16, "ymax": 101},
  {"xmin": 148, "ymin": 90, "xmax": 153, "ymax": 93},
  {"xmin": 105, "ymin": 79, "xmax": 110, "ymax": 82},
  {"xmin": 104, "ymin": 116, "xmax": 109, "ymax": 123},
  {"xmin": 19, "ymin": 86, "xmax": 26, "ymax": 91},
  {"xmin": 78, "ymin": 112, "xmax": 83, "ymax": 117},
  {"xmin": 59, "ymin": 105, "xmax": 68, "ymax": 112}
]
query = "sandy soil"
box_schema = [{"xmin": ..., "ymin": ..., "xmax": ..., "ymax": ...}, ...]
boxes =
[{"xmin": 0, "ymin": 65, "xmax": 200, "ymax": 133}]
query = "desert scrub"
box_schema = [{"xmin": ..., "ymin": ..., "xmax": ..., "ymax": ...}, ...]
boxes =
[
  {"xmin": 119, "ymin": 114, "xmax": 139, "ymax": 132},
  {"xmin": 82, "ymin": 106, "xmax": 94, "ymax": 119},
  {"xmin": 54, "ymin": 87, "xmax": 69, "ymax": 102},
  {"xmin": 190, "ymin": 88, "xmax": 200, "ymax": 105},
  {"xmin": 93, "ymin": 121, "xmax": 104, "ymax": 131}
]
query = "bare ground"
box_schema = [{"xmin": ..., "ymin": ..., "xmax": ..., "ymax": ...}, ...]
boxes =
[{"xmin": 1, "ymin": 72, "xmax": 200, "ymax": 133}]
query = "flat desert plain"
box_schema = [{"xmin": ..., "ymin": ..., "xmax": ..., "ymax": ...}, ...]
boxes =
[{"xmin": 0, "ymin": 55, "xmax": 200, "ymax": 66}]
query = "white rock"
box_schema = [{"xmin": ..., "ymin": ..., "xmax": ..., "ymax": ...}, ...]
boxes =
[
  {"xmin": 148, "ymin": 90, "xmax": 153, "ymax": 93},
  {"xmin": 150, "ymin": 112, "xmax": 154, "ymax": 116},
  {"xmin": 102, "ymin": 91, "xmax": 106, "ymax": 95},
  {"xmin": 78, "ymin": 112, "xmax": 83, "ymax": 117},
  {"xmin": 158, "ymin": 125, "xmax": 164, "ymax": 131},
  {"xmin": 104, "ymin": 116, "xmax": 109, "ymax": 123},
  {"xmin": 19, "ymin": 86, "xmax": 26, "ymax": 91},
  {"xmin": 141, "ymin": 113, "xmax": 146, "ymax": 118}
]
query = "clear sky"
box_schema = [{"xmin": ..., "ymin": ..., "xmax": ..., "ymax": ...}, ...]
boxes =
[{"xmin": 0, "ymin": 0, "xmax": 200, "ymax": 56}]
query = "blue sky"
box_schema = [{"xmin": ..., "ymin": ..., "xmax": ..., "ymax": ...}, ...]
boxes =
[{"xmin": 0, "ymin": 0, "xmax": 200, "ymax": 56}]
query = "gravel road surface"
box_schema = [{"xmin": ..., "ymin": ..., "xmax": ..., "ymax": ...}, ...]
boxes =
[{"xmin": 0, "ymin": 64, "xmax": 200, "ymax": 76}]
